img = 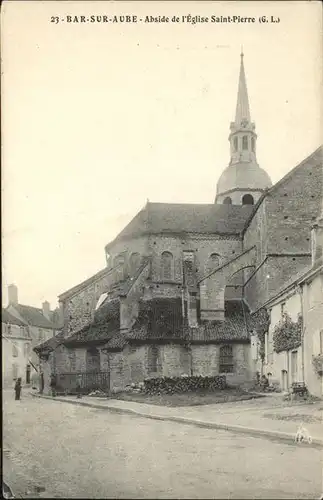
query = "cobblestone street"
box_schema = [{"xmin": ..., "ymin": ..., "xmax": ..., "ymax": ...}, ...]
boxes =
[{"xmin": 3, "ymin": 390, "xmax": 322, "ymax": 499}]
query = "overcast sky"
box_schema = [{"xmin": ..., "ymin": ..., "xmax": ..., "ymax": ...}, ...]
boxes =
[{"xmin": 2, "ymin": 1, "xmax": 322, "ymax": 308}]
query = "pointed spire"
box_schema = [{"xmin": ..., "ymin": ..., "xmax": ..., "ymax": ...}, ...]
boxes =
[{"xmin": 235, "ymin": 49, "xmax": 251, "ymax": 125}]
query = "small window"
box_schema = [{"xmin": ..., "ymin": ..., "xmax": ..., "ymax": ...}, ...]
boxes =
[
  {"xmin": 242, "ymin": 135, "xmax": 248, "ymax": 150},
  {"xmin": 242, "ymin": 194, "xmax": 254, "ymax": 205},
  {"xmin": 219, "ymin": 345, "xmax": 234, "ymax": 373},
  {"xmin": 233, "ymin": 136, "xmax": 238, "ymax": 152},
  {"xmin": 12, "ymin": 344, "xmax": 18, "ymax": 357},
  {"xmin": 223, "ymin": 196, "xmax": 232, "ymax": 205},
  {"xmin": 38, "ymin": 328, "xmax": 44, "ymax": 341},
  {"xmin": 251, "ymin": 136, "xmax": 255, "ymax": 152},
  {"xmin": 281, "ymin": 303, "xmax": 286, "ymax": 317}
]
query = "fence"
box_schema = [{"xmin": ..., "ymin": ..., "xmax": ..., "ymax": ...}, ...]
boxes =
[{"xmin": 55, "ymin": 371, "xmax": 110, "ymax": 395}]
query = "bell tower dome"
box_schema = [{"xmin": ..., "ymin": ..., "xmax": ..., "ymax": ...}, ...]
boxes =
[{"xmin": 215, "ymin": 50, "xmax": 272, "ymax": 205}]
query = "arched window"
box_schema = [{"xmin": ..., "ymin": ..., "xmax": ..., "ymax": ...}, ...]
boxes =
[
  {"xmin": 161, "ymin": 251, "xmax": 173, "ymax": 281},
  {"xmin": 219, "ymin": 345, "xmax": 234, "ymax": 373},
  {"xmin": 86, "ymin": 348, "xmax": 100, "ymax": 373},
  {"xmin": 207, "ymin": 253, "xmax": 221, "ymax": 273},
  {"xmin": 242, "ymin": 194, "xmax": 254, "ymax": 205},
  {"xmin": 233, "ymin": 136, "xmax": 238, "ymax": 152},
  {"xmin": 251, "ymin": 136, "xmax": 255, "ymax": 152},
  {"xmin": 242, "ymin": 135, "xmax": 248, "ymax": 150},
  {"xmin": 129, "ymin": 252, "xmax": 141, "ymax": 274},
  {"xmin": 114, "ymin": 254, "xmax": 125, "ymax": 281},
  {"xmin": 223, "ymin": 196, "xmax": 232, "ymax": 205}
]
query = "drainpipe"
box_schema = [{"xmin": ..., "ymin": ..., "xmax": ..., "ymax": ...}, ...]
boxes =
[{"xmin": 298, "ymin": 285, "xmax": 305, "ymax": 383}]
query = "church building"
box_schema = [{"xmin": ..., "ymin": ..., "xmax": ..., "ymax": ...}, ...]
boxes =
[{"xmin": 34, "ymin": 53, "xmax": 323, "ymax": 396}]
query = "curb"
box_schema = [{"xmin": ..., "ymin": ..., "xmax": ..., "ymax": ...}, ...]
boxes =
[{"xmin": 31, "ymin": 393, "xmax": 323, "ymax": 449}]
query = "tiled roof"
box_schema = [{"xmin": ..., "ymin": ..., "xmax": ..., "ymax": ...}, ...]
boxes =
[
  {"xmin": 2, "ymin": 309, "xmax": 26, "ymax": 327},
  {"xmin": 33, "ymin": 331, "xmax": 65, "ymax": 354},
  {"xmin": 105, "ymin": 202, "xmax": 253, "ymax": 249},
  {"xmin": 126, "ymin": 298, "xmax": 253, "ymax": 344},
  {"xmin": 196, "ymin": 300, "xmax": 251, "ymax": 342},
  {"xmin": 127, "ymin": 298, "xmax": 189, "ymax": 342},
  {"xmin": 13, "ymin": 304, "xmax": 56, "ymax": 329},
  {"xmin": 104, "ymin": 332, "xmax": 128, "ymax": 351},
  {"xmin": 63, "ymin": 299, "xmax": 120, "ymax": 346}
]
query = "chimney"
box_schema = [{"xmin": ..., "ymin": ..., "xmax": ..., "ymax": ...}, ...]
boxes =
[
  {"xmin": 42, "ymin": 301, "xmax": 51, "ymax": 320},
  {"xmin": 8, "ymin": 284, "xmax": 18, "ymax": 306}
]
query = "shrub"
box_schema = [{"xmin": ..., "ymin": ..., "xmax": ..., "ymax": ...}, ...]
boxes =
[
  {"xmin": 143, "ymin": 375, "xmax": 226, "ymax": 395},
  {"xmin": 312, "ymin": 354, "xmax": 323, "ymax": 375},
  {"xmin": 273, "ymin": 313, "xmax": 302, "ymax": 353}
]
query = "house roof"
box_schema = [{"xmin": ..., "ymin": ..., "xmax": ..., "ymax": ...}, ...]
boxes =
[
  {"xmin": 63, "ymin": 299, "xmax": 120, "ymax": 346},
  {"xmin": 2, "ymin": 309, "xmax": 26, "ymax": 327},
  {"xmin": 105, "ymin": 202, "xmax": 253, "ymax": 249},
  {"xmin": 11, "ymin": 304, "xmax": 56, "ymax": 329},
  {"xmin": 33, "ymin": 330, "xmax": 65, "ymax": 354}
]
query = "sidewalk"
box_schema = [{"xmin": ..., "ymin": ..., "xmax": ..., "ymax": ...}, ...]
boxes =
[{"xmin": 32, "ymin": 392, "xmax": 323, "ymax": 448}]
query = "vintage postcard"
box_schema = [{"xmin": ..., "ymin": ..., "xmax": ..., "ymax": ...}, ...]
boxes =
[{"xmin": 2, "ymin": 1, "xmax": 323, "ymax": 498}]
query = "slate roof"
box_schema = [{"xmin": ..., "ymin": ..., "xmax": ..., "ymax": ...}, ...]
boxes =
[
  {"xmin": 105, "ymin": 202, "xmax": 253, "ymax": 249},
  {"xmin": 63, "ymin": 299, "xmax": 120, "ymax": 346},
  {"xmin": 2, "ymin": 309, "xmax": 26, "ymax": 327},
  {"xmin": 33, "ymin": 331, "xmax": 65, "ymax": 354},
  {"xmin": 11, "ymin": 304, "xmax": 56, "ymax": 329}
]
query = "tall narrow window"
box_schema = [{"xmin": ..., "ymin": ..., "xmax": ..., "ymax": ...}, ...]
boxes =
[
  {"xmin": 129, "ymin": 252, "xmax": 141, "ymax": 275},
  {"xmin": 12, "ymin": 363, "xmax": 18, "ymax": 380},
  {"xmin": 233, "ymin": 136, "xmax": 238, "ymax": 152},
  {"xmin": 219, "ymin": 345, "xmax": 234, "ymax": 373},
  {"xmin": 223, "ymin": 196, "xmax": 232, "ymax": 205},
  {"xmin": 251, "ymin": 136, "xmax": 255, "ymax": 152},
  {"xmin": 114, "ymin": 254, "xmax": 125, "ymax": 281},
  {"xmin": 161, "ymin": 251, "xmax": 173, "ymax": 281},
  {"xmin": 148, "ymin": 345, "xmax": 159, "ymax": 374},
  {"xmin": 242, "ymin": 135, "xmax": 248, "ymax": 150},
  {"xmin": 207, "ymin": 253, "xmax": 221, "ymax": 274},
  {"xmin": 12, "ymin": 343, "xmax": 18, "ymax": 357}
]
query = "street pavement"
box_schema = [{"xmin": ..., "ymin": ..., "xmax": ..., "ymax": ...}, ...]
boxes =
[{"xmin": 3, "ymin": 389, "xmax": 323, "ymax": 499}]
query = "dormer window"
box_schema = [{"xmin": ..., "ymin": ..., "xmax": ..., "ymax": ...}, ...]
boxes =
[{"xmin": 242, "ymin": 135, "xmax": 248, "ymax": 150}]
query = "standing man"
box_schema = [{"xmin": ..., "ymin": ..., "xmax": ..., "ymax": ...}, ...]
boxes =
[{"xmin": 14, "ymin": 378, "xmax": 22, "ymax": 400}]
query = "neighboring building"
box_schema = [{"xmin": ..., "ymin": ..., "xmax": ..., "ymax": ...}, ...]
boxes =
[
  {"xmin": 2, "ymin": 309, "xmax": 32, "ymax": 387},
  {"xmin": 261, "ymin": 186, "xmax": 323, "ymax": 397},
  {"xmin": 6, "ymin": 284, "xmax": 60, "ymax": 380},
  {"xmin": 34, "ymin": 52, "xmax": 323, "ymax": 395}
]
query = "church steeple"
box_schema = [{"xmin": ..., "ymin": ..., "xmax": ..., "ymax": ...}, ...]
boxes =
[
  {"xmin": 235, "ymin": 49, "xmax": 251, "ymax": 125},
  {"xmin": 215, "ymin": 51, "xmax": 272, "ymax": 205},
  {"xmin": 229, "ymin": 51, "xmax": 257, "ymax": 166}
]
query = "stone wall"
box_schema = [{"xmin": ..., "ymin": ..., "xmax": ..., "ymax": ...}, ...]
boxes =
[{"xmin": 105, "ymin": 342, "xmax": 252, "ymax": 390}]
